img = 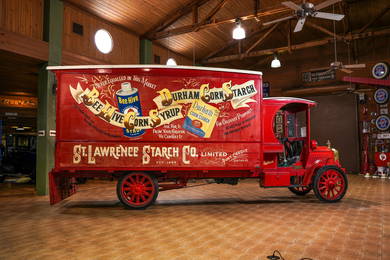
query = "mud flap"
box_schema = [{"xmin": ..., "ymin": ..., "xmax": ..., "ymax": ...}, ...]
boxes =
[{"xmin": 49, "ymin": 171, "xmax": 77, "ymax": 205}]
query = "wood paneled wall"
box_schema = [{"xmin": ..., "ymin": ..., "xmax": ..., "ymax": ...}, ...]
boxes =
[
  {"xmin": 62, "ymin": 4, "xmax": 139, "ymax": 65},
  {"xmin": 152, "ymin": 44, "xmax": 192, "ymax": 66},
  {"xmin": 0, "ymin": 0, "xmax": 43, "ymax": 40}
]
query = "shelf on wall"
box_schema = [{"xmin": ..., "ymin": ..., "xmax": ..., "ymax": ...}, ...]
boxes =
[{"xmin": 342, "ymin": 76, "xmax": 390, "ymax": 86}]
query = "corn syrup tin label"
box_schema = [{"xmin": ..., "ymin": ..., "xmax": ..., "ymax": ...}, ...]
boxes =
[{"xmin": 116, "ymin": 82, "xmax": 145, "ymax": 137}]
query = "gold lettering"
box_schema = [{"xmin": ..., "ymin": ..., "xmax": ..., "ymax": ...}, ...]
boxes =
[
  {"xmin": 97, "ymin": 101, "xmax": 117, "ymax": 122},
  {"xmin": 81, "ymin": 88, "xmax": 100, "ymax": 106},
  {"xmin": 158, "ymin": 88, "xmax": 173, "ymax": 106},
  {"xmin": 73, "ymin": 145, "xmax": 82, "ymax": 164},
  {"xmin": 222, "ymin": 81, "xmax": 233, "ymax": 102},
  {"xmin": 149, "ymin": 109, "xmax": 161, "ymax": 128},
  {"xmin": 200, "ymin": 84, "xmax": 210, "ymax": 103},
  {"xmin": 123, "ymin": 110, "xmax": 136, "ymax": 130}
]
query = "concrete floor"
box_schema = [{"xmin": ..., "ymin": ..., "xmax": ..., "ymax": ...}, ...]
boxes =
[{"xmin": 0, "ymin": 174, "xmax": 389, "ymax": 260}]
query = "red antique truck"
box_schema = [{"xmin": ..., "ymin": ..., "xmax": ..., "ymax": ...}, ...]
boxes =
[{"xmin": 47, "ymin": 65, "xmax": 348, "ymax": 209}]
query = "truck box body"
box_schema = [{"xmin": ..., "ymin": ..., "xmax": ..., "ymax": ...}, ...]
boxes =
[{"xmin": 52, "ymin": 66, "xmax": 263, "ymax": 172}]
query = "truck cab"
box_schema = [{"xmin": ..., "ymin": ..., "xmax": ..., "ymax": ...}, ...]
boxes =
[{"xmin": 262, "ymin": 97, "xmax": 347, "ymax": 202}]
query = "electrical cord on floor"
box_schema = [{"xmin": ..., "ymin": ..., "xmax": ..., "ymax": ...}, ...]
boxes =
[
  {"xmin": 266, "ymin": 250, "xmax": 314, "ymax": 260},
  {"xmin": 267, "ymin": 250, "xmax": 285, "ymax": 260}
]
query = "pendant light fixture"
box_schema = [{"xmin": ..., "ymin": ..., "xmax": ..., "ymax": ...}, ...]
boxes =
[
  {"xmin": 271, "ymin": 54, "xmax": 281, "ymax": 68},
  {"xmin": 232, "ymin": 18, "xmax": 246, "ymax": 40}
]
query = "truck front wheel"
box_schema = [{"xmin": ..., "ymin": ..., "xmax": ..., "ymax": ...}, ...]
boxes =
[
  {"xmin": 313, "ymin": 166, "xmax": 348, "ymax": 202},
  {"xmin": 117, "ymin": 172, "xmax": 159, "ymax": 209}
]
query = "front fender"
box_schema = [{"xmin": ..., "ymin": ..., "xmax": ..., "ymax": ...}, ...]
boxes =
[
  {"xmin": 303, "ymin": 161, "xmax": 324, "ymax": 187},
  {"xmin": 303, "ymin": 158, "xmax": 340, "ymax": 186}
]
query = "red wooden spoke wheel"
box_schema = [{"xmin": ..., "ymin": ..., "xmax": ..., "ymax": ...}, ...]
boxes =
[
  {"xmin": 117, "ymin": 172, "xmax": 159, "ymax": 209},
  {"xmin": 288, "ymin": 186, "xmax": 312, "ymax": 196},
  {"xmin": 313, "ymin": 166, "xmax": 348, "ymax": 202}
]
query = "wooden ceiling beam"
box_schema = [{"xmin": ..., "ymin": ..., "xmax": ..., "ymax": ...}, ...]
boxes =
[
  {"xmin": 305, "ymin": 21, "xmax": 342, "ymax": 40},
  {"xmin": 0, "ymin": 29, "xmax": 48, "ymax": 62},
  {"xmin": 202, "ymin": 39, "xmax": 237, "ymax": 61},
  {"xmin": 205, "ymin": 39, "xmax": 330, "ymax": 64},
  {"xmin": 144, "ymin": 0, "xmax": 211, "ymax": 38},
  {"xmin": 201, "ymin": 25, "xmax": 268, "ymax": 62},
  {"xmin": 194, "ymin": 0, "xmax": 230, "ymax": 32},
  {"xmin": 248, "ymin": 55, "xmax": 274, "ymax": 69},
  {"xmin": 193, "ymin": 5, "xmax": 199, "ymax": 24},
  {"xmin": 358, "ymin": 3, "xmax": 390, "ymax": 33},
  {"xmin": 203, "ymin": 27, "xmax": 390, "ymax": 64},
  {"xmin": 150, "ymin": 7, "xmax": 290, "ymax": 40},
  {"xmin": 205, "ymin": 0, "xmax": 230, "ymax": 23},
  {"xmin": 245, "ymin": 22, "xmax": 280, "ymax": 54}
]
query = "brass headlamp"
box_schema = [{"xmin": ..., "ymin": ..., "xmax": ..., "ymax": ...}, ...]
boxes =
[{"xmin": 327, "ymin": 140, "xmax": 340, "ymax": 162}]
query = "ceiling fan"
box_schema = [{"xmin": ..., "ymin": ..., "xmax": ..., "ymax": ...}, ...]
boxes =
[
  {"xmin": 314, "ymin": 12, "xmax": 366, "ymax": 75},
  {"xmin": 308, "ymin": 62, "xmax": 365, "ymax": 78},
  {"xmin": 263, "ymin": 0, "xmax": 345, "ymax": 32},
  {"xmin": 319, "ymin": 61, "xmax": 366, "ymax": 74}
]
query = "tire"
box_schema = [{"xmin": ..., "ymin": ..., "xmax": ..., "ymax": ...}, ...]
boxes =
[
  {"xmin": 117, "ymin": 172, "xmax": 159, "ymax": 209},
  {"xmin": 313, "ymin": 166, "xmax": 348, "ymax": 202},
  {"xmin": 288, "ymin": 186, "xmax": 312, "ymax": 196}
]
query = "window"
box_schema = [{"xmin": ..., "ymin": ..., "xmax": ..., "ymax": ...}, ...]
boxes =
[{"xmin": 94, "ymin": 29, "xmax": 113, "ymax": 54}]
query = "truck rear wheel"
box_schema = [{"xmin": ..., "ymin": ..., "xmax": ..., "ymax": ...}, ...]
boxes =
[
  {"xmin": 117, "ymin": 172, "xmax": 159, "ymax": 209},
  {"xmin": 288, "ymin": 186, "xmax": 312, "ymax": 196},
  {"xmin": 313, "ymin": 166, "xmax": 348, "ymax": 202}
]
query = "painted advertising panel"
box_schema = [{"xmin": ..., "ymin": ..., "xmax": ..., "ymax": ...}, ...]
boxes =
[
  {"xmin": 57, "ymin": 142, "xmax": 261, "ymax": 169},
  {"xmin": 54, "ymin": 67, "xmax": 262, "ymax": 169}
]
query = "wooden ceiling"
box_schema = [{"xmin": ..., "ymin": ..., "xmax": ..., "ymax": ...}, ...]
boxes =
[{"xmin": 65, "ymin": 0, "xmax": 390, "ymax": 66}]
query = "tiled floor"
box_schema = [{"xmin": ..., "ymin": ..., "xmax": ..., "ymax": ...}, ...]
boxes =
[{"xmin": 0, "ymin": 174, "xmax": 389, "ymax": 260}]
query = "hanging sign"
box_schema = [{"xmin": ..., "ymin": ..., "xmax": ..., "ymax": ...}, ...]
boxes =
[
  {"xmin": 377, "ymin": 133, "xmax": 390, "ymax": 139},
  {"xmin": 0, "ymin": 95, "xmax": 37, "ymax": 108},
  {"xmin": 302, "ymin": 70, "xmax": 336, "ymax": 82}
]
